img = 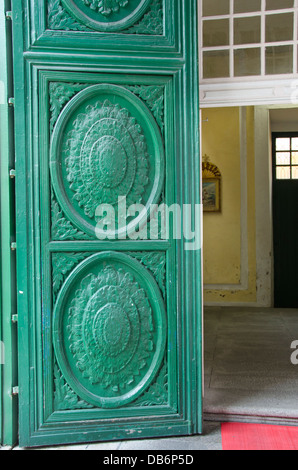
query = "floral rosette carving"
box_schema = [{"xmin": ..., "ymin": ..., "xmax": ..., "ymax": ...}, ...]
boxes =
[
  {"xmin": 82, "ymin": 0, "xmax": 129, "ymax": 16},
  {"xmin": 68, "ymin": 265, "xmax": 154, "ymax": 393},
  {"xmin": 64, "ymin": 99, "xmax": 149, "ymax": 219}
]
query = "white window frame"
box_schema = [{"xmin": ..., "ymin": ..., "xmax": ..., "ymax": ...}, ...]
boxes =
[{"xmin": 199, "ymin": 0, "xmax": 298, "ymax": 107}]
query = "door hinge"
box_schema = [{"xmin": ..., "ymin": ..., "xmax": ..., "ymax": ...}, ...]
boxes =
[
  {"xmin": 12, "ymin": 387, "xmax": 19, "ymax": 397},
  {"xmin": 10, "ymin": 169, "xmax": 16, "ymax": 179},
  {"xmin": 6, "ymin": 11, "xmax": 12, "ymax": 21},
  {"xmin": 11, "ymin": 242, "xmax": 17, "ymax": 251},
  {"xmin": 12, "ymin": 314, "xmax": 18, "ymax": 324},
  {"xmin": 8, "ymin": 97, "xmax": 15, "ymax": 107}
]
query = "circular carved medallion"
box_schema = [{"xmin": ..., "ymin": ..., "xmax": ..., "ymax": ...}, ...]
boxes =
[
  {"xmin": 53, "ymin": 252, "xmax": 166, "ymax": 408},
  {"xmin": 61, "ymin": 0, "xmax": 152, "ymax": 31},
  {"xmin": 50, "ymin": 84, "xmax": 164, "ymax": 238}
]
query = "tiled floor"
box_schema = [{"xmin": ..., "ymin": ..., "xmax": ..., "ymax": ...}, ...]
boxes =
[
  {"xmin": 204, "ymin": 307, "xmax": 298, "ymax": 422},
  {"xmin": 5, "ymin": 306, "xmax": 298, "ymax": 450}
]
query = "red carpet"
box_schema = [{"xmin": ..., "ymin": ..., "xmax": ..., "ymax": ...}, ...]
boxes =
[{"xmin": 221, "ymin": 422, "xmax": 298, "ymax": 450}]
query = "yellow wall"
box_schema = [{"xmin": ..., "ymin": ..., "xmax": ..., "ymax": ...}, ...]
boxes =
[{"xmin": 202, "ymin": 107, "xmax": 257, "ymax": 304}]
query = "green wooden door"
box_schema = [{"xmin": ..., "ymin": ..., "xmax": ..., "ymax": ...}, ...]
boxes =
[{"xmin": 11, "ymin": 0, "xmax": 202, "ymax": 447}]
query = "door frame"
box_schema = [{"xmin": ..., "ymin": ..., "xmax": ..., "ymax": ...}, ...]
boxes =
[
  {"xmin": 0, "ymin": 0, "xmax": 18, "ymax": 447},
  {"xmin": 272, "ymin": 130, "xmax": 298, "ymax": 307}
]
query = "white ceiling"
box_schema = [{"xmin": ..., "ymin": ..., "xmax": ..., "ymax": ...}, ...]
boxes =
[{"xmin": 270, "ymin": 108, "xmax": 298, "ymax": 124}]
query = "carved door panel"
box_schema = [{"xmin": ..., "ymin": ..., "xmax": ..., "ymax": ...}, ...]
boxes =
[{"xmin": 12, "ymin": 0, "xmax": 202, "ymax": 447}]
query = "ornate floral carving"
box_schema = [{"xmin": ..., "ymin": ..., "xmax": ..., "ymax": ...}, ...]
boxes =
[
  {"xmin": 54, "ymin": 363, "xmax": 94, "ymax": 410},
  {"xmin": 48, "ymin": 0, "xmax": 90, "ymax": 31},
  {"xmin": 47, "ymin": 0, "xmax": 163, "ymax": 35},
  {"xmin": 51, "ymin": 189, "xmax": 92, "ymax": 240},
  {"xmin": 50, "ymin": 82, "xmax": 165, "ymax": 136},
  {"xmin": 53, "ymin": 252, "xmax": 167, "ymax": 411},
  {"xmin": 126, "ymin": 0, "xmax": 163, "ymax": 35},
  {"xmin": 52, "ymin": 252, "xmax": 87, "ymax": 301},
  {"xmin": 49, "ymin": 82, "xmax": 86, "ymax": 133},
  {"xmin": 132, "ymin": 362, "xmax": 168, "ymax": 406},
  {"xmin": 130, "ymin": 252, "xmax": 166, "ymax": 298},
  {"xmin": 64, "ymin": 99, "xmax": 149, "ymax": 218},
  {"xmin": 54, "ymin": 360, "xmax": 168, "ymax": 410},
  {"xmin": 125, "ymin": 85, "xmax": 164, "ymax": 133},
  {"xmin": 202, "ymin": 158, "xmax": 222, "ymax": 178},
  {"xmin": 52, "ymin": 251, "xmax": 165, "ymax": 302},
  {"xmin": 81, "ymin": 0, "xmax": 129, "ymax": 16},
  {"xmin": 50, "ymin": 83, "xmax": 164, "ymax": 238},
  {"xmin": 68, "ymin": 265, "xmax": 155, "ymax": 394}
]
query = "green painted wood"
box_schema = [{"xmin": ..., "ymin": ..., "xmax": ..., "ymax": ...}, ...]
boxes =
[
  {"xmin": 0, "ymin": 0, "xmax": 18, "ymax": 447},
  {"xmin": 53, "ymin": 252, "xmax": 167, "ymax": 408},
  {"xmin": 12, "ymin": 0, "xmax": 202, "ymax": 447},
  {"xmin": 61, "ymin": 0, "xmax": 153, "ymax": 31}
]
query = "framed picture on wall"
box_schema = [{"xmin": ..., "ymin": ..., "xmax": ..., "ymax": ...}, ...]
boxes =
[
  {"xmin": 202, "ymin": 157, "xmax": 222, "ymax": 212},
  {"xmin": 203, "ymin": 178, "xmax": 220, "ymax": 212}
]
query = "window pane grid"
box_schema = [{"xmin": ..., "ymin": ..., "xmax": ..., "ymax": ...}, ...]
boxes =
[
  {"xmin": 201, "ymin": 0, "xmax": 298, "ymax": 80},
  {"xmin": 202, "ymin": 10, "xmax": 296, "ymax": 20},
  {"xmin": 274, "ymin": 136, "xmax": 298, "ymax": 180}
]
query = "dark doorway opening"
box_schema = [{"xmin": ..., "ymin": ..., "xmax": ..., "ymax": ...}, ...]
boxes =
[{"xmin": 273, "ymin": 132, "xmax": 298, "ymax": 308}]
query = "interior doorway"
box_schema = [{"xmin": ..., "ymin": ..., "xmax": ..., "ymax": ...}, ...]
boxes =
[
  {"xmin": 202, "ymin": 105, "xmax": 298, "ymax": 424},
  {"xmin": 272, "ymin": 132, "xmax": 298, "ymax": 308}
]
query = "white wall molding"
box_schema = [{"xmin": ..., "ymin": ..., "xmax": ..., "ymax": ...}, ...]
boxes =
[
  {"xmin": 200, "ymin": 78, "xmax": 298, "ymax": 109},
  {"xmin": 254, "ymin": 107, "xmax": 273, "ymax": 307},
  {"xmin": 204, "ymin": 301, "xmax": 261, "ymax": 307}
]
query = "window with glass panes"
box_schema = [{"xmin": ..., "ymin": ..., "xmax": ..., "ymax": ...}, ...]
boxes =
[
  {"xmin": 201, "ymin": 0, "xmax": 298, "ymax": 80},
  {"xmin": 273, "ymin": 134, "xmax": 298, "ymax": 180}
]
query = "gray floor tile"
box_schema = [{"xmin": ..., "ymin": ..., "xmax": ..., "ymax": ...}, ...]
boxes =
[
  {"xmin": 118, "ymin": 424, "xmax": 222, "ymax": 451},
  {"xmin": 204, "ymin": 306, "xmax": 298, "ymax": 419}
]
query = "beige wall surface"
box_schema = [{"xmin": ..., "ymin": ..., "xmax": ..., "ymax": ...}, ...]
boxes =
[{"xmin": 202, "ymin": 106, "xmax": 258, "ymax": 305}]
